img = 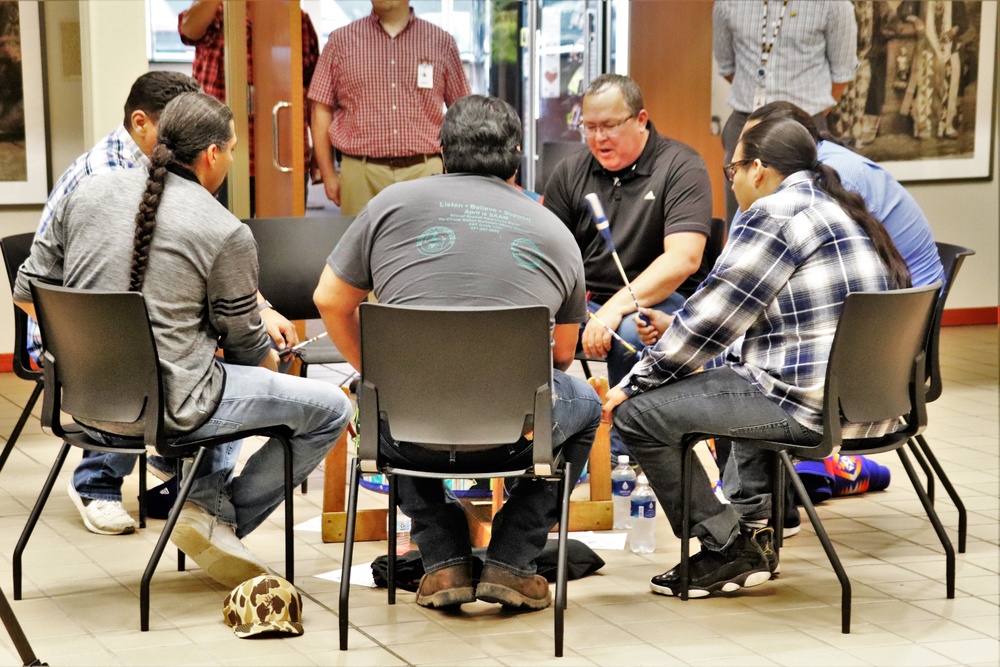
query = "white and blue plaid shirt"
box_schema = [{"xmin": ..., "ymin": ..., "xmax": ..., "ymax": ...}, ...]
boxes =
[
  {"xmin": 713, "ymin": 0, "xmax": 858, "ymax": 115},
  {"xmin": 27, "ymin": 125, "xmax": 148, "ymax": 357},
  {"xmin": 620, "ymin": 172, "xmax": 896, "ymax": 439}
]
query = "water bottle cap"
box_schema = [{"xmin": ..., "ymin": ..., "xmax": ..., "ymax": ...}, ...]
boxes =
[
  {"xmin": 637, "ymin": 474, "xmax": 648, "ymax": 484},
  {"xmin": 617, "ymin": 455, "xmax": 629, "ymax": 464}
]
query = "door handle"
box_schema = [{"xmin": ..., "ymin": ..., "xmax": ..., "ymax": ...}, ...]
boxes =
[{"xmin": 271, "ymin": 101, "xmax": 293, "ymax": 173}]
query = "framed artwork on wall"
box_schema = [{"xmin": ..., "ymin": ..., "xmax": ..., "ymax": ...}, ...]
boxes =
[
  {"xmin": 0, "ymin": 1, "xmax": 48, "ymax": 204},
  {"xmin": 828, "ymin": 0, "xmax": 997, "ymax": 182}
]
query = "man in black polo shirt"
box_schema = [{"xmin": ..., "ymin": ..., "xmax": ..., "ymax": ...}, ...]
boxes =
[{"xmin": 544, "ymin": 73, "xmax": 713, "ymax": 459}]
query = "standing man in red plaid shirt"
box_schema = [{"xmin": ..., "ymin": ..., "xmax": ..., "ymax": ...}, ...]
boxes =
[
  {"xmin": 179, "ymin": 0, "xmax": 320, "ymax": 213},
  {"xmin": 308, "ymin": 0, "xmax": 471, "ymax": 216}
]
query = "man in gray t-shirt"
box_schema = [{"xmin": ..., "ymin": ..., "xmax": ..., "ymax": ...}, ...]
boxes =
[{"xmin": 315, "ymin": 95, "xmax": 600, "ymax": 613}]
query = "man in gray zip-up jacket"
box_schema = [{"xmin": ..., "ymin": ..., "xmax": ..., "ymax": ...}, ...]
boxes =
[{"xmin": 15, "ymin": 92, "xmax": 352, "ymax": 587}]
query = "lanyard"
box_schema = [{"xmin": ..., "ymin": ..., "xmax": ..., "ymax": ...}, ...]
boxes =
[{"xmin": 758, "ymin": 0, "xmax": 789, "ymax": 78}]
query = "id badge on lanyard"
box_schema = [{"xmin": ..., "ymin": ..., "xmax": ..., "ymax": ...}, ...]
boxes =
[{"xmin": 755, "ymin": 0, "xmax": 789, "ymax": 111}]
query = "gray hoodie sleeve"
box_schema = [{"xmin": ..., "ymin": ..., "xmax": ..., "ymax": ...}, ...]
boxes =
[
  {"xmin": 12, "ymin": 193, "xmax": 70, "ymax": 303},
  {"xmin": 206, "ymin": 224, "xmax": 271, "ymax": 366}
]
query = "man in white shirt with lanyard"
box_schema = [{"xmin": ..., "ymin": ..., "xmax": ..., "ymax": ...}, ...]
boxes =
[{"xmin": 714, "ymin": 0, "xmax": 857, "ymax": 222}]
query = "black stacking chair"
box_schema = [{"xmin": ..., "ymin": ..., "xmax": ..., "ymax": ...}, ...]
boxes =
[
  {"xmin": 339, "ymin": 304, "xmax": 574, "ymax": 657},
  {"xmin": 243, "ymin": 215, "xmax": 354, "ymax": 378},
  {"xmin": 675, "ymin": 285, "xmax": 947, "ymax": 634},
  {"xmin": 906, "ymin": 243, "xmax": 975, "ymax": 552},
  {"xmin": 0, "ymin": 234, "xmax": 44, "ymax": 477},
  {"xmin": 2, "ymin": 234, "xmax": 151, "ymax": 527},
  {"xmin": 577, "ymin": 216, "xmax": 728, "ymax": 379},
  {"xmin": 13, "ymin": 283, "xmax": 297, "ymax": 632}
]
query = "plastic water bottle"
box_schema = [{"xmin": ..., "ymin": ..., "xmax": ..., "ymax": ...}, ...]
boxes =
[
  {"xmin": 611, "ymin": 455, "xmax": 637, "ymax": 529},
  {"xmin": 390, "ymin": 513, "xmax": 411, "ymax": 555},
  {"xmin": 630, "ymin": 475, "xmax": 656, "ymax": 554}
]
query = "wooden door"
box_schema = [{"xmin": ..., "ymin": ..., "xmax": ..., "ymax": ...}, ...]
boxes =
[{"xmin": 248, "ymin": 1, "xmax": 307, "ymax": 218}]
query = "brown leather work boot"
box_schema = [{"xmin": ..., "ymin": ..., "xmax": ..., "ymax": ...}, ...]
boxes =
[
  {"xmin": 476, "ymin": 564, "xmax": 552, "ymax": 610},
  {"xmin": 415, "ymin": 562, "xmax": 475, "ymax": 608}
]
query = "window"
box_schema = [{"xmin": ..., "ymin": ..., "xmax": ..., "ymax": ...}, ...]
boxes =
[{"xmin": 147, "ymin": 0, "xmax": 195, "ymax": 63}]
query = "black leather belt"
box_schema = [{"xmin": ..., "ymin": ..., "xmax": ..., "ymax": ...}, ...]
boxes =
[{"xmin": 344, "ymin": 153, "xmax": 441, "ymax": 169}]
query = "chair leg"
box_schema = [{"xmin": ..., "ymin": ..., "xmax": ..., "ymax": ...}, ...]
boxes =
[
  {"xmin": 896, "ymin": 448, "xmax": 956, "ymax": 599},
  {"xmin": 908, "ymin": 439, "xmax": 936, "ymax": 503},
  {"xmin": 387, "ymin": 474, "xmax": 397, "ymax": 605},
  {"xmin": 0, "ymin": 584, "xmax": 43, "ymax": 667},
  {"xmin": 772, "ymin": 451, "xmax": 785, "ymax": 561},
  {"xmin": 14, "ymin": 442, "xmax": 70, "ymax": 600},
  {"xmin": 340, "ymin": 457, "xmax": 362, "ymax": 651},
  {"xmin": 0, "ymin": 382, "xmax": 42, "ymax": 477},
  {"xmin": 299, "ymin": 363, "xmax": 310, "ymax": 495},
  {"xmin": 283, "ymin": 438, "xmax": 295, "ymax": 583},
  {"xmin": 173, "ymin": 458, "xmax": 185, "ymax": 572},
  {"xmin": 141, "ymin": 448, "xmax": 207, "ymax": 632},
  {"xmin": 138, "ymin": 451, "xmax": 148, "ymax": 530},
  {"xmin": 579, "ymin": 358, "xmax": 592, "ymax": 380},
  {"xmin": 912, "ymin": 434, "xmax": 967, "ymax": 553},
  {"xmin": 780, "ymin": 451, "xmax": 852, "ymax": 634},
  {"xmin": 554, "ymin": 461, "xmax": 572, "ymax": 659},
  {"xmin": 679, "ymin": 444, "xmax": 694, "ymax": 601}
]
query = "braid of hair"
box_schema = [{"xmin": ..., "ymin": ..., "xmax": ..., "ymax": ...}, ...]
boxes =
[
  {"xmin": 812, "ymin": 163, "xmax": 912, "ymax": 289},
  {"xmin": 128, "ymin": 142, "xmax": 172, "ymax": 291}
]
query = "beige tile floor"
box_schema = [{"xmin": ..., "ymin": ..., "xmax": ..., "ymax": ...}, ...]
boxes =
[{"xmin": 0, "ymin": 325, "xmax": 996, "ymax": 666}]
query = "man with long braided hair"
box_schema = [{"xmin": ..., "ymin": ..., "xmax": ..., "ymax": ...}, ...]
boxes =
[
  {"xmin": 14, "ymin": 92, "xmax": 352, "ymax": 587},
  {"xmin": 29, "ymin": 72, "xmax": 300, "ymax": 537},
  {"xmin": 28, "ymin": 71, "xmax": 203, "ymax": 536}
]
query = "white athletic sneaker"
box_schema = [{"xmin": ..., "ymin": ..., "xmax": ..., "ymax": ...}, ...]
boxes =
[
  {"xmin": 67, "ymin": 482, "xmax": 138, "ymax": 535},
  {"xmin": 170, "ymin": 502, "xmax": 269, "ymax": 588}
]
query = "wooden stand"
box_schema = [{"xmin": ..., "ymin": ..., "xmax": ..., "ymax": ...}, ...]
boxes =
[{"xmin": 321, "ymin": 376, "xmax": 614, "ymax": 544}]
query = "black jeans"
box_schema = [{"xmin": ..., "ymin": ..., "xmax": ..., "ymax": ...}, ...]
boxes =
[{"xmin": 613, "ymin": 367, "xmax": 821, "ymax": 551}]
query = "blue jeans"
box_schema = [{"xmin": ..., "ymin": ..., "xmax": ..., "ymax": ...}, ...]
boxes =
[
  {"xmin": 72, "ymin": 341, "xmax": 297, "ymax": 502},
  {"xmin": 73, "ymin": 451, "xmax": 173, "ymax": 502},
  {"xmin": 384, "ymin": 370, "xmax": 601, "ymax": 576},
  {"xmin": 86, "ymin": 363, "xmax": 352, "ymax": 538},
  {"xmin": 589, "ymin": 293, "xmax": 686, "ymax": 461},
  {"xmin": 612, "ymin": 367, "xmax": 821, "ymax": 551}
]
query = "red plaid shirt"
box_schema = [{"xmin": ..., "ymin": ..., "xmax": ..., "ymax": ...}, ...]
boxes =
[
  {"xmin": 307, "ymin": 10, "xmax": 470, "ymax": 158},
  {"xmin": 179, "ymin": 5, "xmax": 320, "ymax": 176}
]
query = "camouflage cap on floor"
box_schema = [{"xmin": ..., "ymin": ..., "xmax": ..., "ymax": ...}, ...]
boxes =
[{"xmin": 223, "ymin": 575, "xmax": 304, "ymax": 638}]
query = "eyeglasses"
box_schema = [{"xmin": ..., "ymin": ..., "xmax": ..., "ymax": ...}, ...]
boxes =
[
  {"xmin": 578, "ymin": 115, "xmax": 634, "ymax": 138},
  {"xmin": 723, "ymin": 159, "xmax": 749, "ymax": 182}
]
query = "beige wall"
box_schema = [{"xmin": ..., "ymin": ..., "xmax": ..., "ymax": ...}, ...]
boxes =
[
  {"xmin": 79, "ymin": 0, "xmax": 148, "ymax": 147},
  {"xmin": 0, "ymin": 1, "xmax": 996, "ymax": 356}
]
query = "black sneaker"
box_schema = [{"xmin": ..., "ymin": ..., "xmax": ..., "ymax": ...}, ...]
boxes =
[
  {"xmin": 649, "ymin": 548, "xmax": 709, "ymax": 592},
  {"xmin": 649, "ymin": 530, "xmax": 771, "ymax": 598},
  {"xmin": 751, "ymin": 526, "xmax": 779, "ymax": 578}
]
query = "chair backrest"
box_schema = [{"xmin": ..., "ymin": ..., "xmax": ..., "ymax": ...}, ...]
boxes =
[
  {"xmin": 31, "ymin": 283, "xmax": 163, "ymax": 438},
  {"xmin": 1, "ymin": 233, "xmax": 40, "ymax": 381},
  {"xmin": 242, "ymin": 215, "xmax": 355, "ymax": 321},
  {"xmin": 925, "ymin": 243, "xmax": 975, "ymax": 401},
  {"xmin": 538, "ymin": 141, "xmax": 588, "ymax": 192},
  {"xmin": 826, "ymin": 285, "xmax": 939, "ymax": 428},
  {"xmin": 358, "ymin": 303, "xmax": 553, "ymax": 466}
]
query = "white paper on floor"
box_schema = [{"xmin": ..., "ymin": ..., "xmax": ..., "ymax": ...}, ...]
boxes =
[
  {"xmin": 548, "ymin": 530, "xmax": 628, "ymax": 550},
  {"xmin": 293, "ymin": 515, "xmax": 323, "ymax": 532},
  {"xmin": 315, "ymin": 563, "xmax": 376, "ymax": 588}
]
